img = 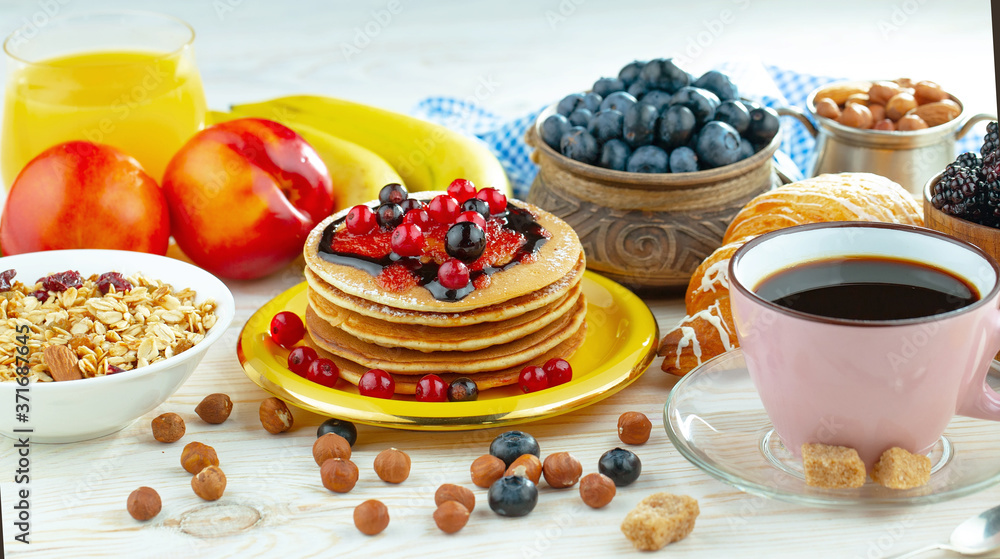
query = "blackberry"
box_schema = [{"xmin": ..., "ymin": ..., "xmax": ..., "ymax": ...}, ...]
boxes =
[
  {"xmin": 982, "ymin": 122, "xmax": 1000, "ymax": 183},
  {"xmin": 955, "ymin": 151, "xmax": 981, "ymax": 170},
  {"xmin": 981, "ymin": 189, "xmax": 1000, "ymax": 226},
  {"xmin": 932, "ymin": 164, "xmax": 982, "ymax": 220}
]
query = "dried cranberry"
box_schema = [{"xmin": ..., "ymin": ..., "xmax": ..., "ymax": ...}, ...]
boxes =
[
  {"xmin": 107, "ymin": 365, "xmax": 125, "ymax": 375},
  {"xmin": 96, "ymin": 272, "xmax": 133, "ymax": 294},
  {"xmin": 31, "ymin": 290, "xmax": 49, "ymax": 302},
  {"xmin": 0, "ymin": 269, "xmax": 15, "ymax": 291},
  {"xmin": 38, "ymin": 271, "xmax": 83, "ymax": 292}
]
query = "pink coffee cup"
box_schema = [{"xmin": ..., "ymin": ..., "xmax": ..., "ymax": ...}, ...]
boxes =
[{"xmin": 729, "ymin": 222, "xmax": 1000, "ymax": 468}]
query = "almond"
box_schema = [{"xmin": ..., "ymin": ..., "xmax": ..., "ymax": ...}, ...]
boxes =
[
  {"xmin": 907, "ymin": 100, "xmax": 960, "ymax": 127},
  {"xmin": 43, "ymin": 345, "xmax": 81, "ymax": 381},
  {"xmin": 815, "ymin": 83, "xmax": 870, "ymax": 105}
]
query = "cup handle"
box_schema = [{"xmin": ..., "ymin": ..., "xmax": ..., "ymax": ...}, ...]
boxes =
[
  {"xmin": 956, "ymin": 311, "xmax": 1000, "ymax": 421},
  {"xmin": 775, "ymin": 106, "xmax": 818, "ymax": 138},
  {"xmin": 954, "ymin": 113, "xmax": 997, "ymax": 140}
]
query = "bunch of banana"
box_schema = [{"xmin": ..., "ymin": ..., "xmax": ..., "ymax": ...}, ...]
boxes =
[{"xmin": 223, "ymin": 95, "xmax": 511, "ymax": 209}]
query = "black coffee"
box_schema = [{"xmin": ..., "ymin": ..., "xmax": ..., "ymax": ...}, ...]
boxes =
[{"xmin": 754, "ymin": 256, "xmax": 979, "ymax": 320}]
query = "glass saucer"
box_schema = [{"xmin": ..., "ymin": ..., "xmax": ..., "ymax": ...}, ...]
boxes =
[{"xmin": 664, "ymin": 349, "xmax": 1000, "ymax": 509}]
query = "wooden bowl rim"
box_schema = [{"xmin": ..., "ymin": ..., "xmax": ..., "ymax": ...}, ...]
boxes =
[{"xmin": 922, "ymin": 172, "xmax": 1000, "ymax": 239}]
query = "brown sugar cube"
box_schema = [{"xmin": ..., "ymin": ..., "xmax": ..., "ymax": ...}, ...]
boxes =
[
  {"xmin": 801, "ymin": 443, "xmax": 866, "ymax": 489},
  {"xmin": 872, "ymin": 447, "xmax": 931, "ymax": 489},
  {"xmin": 621, "ymin": 493, "xmax": 699, "ymax": 551}
]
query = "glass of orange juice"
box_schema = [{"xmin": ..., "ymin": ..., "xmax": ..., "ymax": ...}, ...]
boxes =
[{"xmin": 1, "ymin": 11, "xmax": 207, "ymax": 188}]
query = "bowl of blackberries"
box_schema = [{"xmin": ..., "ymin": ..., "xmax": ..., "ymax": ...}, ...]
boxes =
[{"xmin": 525, "ymin": 58, "xmax": 784, "ymax": 291}]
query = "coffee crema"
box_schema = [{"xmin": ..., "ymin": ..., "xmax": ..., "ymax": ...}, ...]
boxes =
[{"xmin": 754, "ymin": 256, "xmax": 979, "ymax": 320}]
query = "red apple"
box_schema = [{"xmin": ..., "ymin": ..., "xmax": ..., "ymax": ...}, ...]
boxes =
[
  {"xmin": 0, "ymin": 141, "xmax": 169, "ymax": 255},
  {"xmin": 162, "ymin": 118, "xmax": 333, "ymax": 279}
]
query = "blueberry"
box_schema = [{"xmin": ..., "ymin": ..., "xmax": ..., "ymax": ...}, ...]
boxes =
[
  {"xmin": 599, "ymin": 91, "xmax": 637, "ymax": 114},
  {"xmin": 587, "ymin": 109, "xmax": 624, "ymax": 144},
  {"xmin": 488, "ymin": 475, "xmax": 538, "ymax": 517},
  {"xmin": 568, "ymin": 108, "xmax": 593, "ymax": 127},
  {"xmin": 617, "ymin": 60, "xmax": 646, "ymax": 88},
  {"xmin": 738, "ymin": 139, "xmax": 755, "ymax": 160},
  {"xmin": 378, "ymin": 183, "xmax": 408, "ymax": 205},
  {"xmin": 317, "ymin": 418, "xmax": 358, "ymax": 446},
  {"xmin": 669, "ymin": 146, "xmax": 699, "ymax": 173},
  {"xmin": 376, "ymin": 203, "xmax": 404, "ymax": 229},
  {"xmin": 462, "ymin": 198, "xmax": 490, "ymax": 221},
  {"xmin": 696, "ymin": 121, "xmax": 743, "ymax": 169},
  {"xmin": 627, "ymin": 79, "xmax": 651, "ymax": 99},
  {"xmin": 638, "ymin": 58, "xmax": 689, "ymax": 93},
  {"xmin": 640, "ymin": 90, "xmax": 672, "ymax": 113},
  {"xmin": 540, "ymin": 114, "xmax": 572, "ymax": 150},
  {"xmin": 670, "ymin": 87, "xmax": 720, "ymax": 126},
  {"xmin": 693, "ymin": 70, "xmax": 740, "ymax": 101},
  {"xmin": 593, "ymin": 77, "xmax": 625, "ymax": 97},
  {"xmin": 623, "ymin": 103, "xmax": 659, "ymax": 148},
  {"xmin": 399, "ymin": 198, "xmax": 424, "ymax": 213},
  {"xmin": 556, "ymin": 93, "xmax": 586, "ymax": 116},
  {"xmin": 742, "ymin": 99, "xmax": 762, "ymax": 112},
  {"xmin": 598, "ymin": 448, "xmax": 642, "ymax": 487},
  {"xmin": 447, "ymin": 377, "xmax": 479, "ymax": 402},
  {"xmin": 658, "ymin": 105, "xmax": 697, "ymax": 150},
  {"xmin": 560, "ymin": 126, "xmax": 599, "ymax": 165},
  {"xmin": 600, "ymin": 139, "xmax": 631, "ymax": 171},
  {"xmin": 489, "ymin": 430, "xmax": 540, "ymax": 467},
  {"xmin": 583, "ymin": 92, "xmax": 603, "ymax": 113},
  {"xmin": 746, "ymin": 107, "xmax": 780, "ymax": 147},
  {"xmin": 445, "ymin": 221, "xmax": 486, "ymax": 262},
  {"xmin": 626, "ymin": 145, "xmax": 669, "ymax": 174},
  {"xmin": 713, "ymin": 100, "xmax": 751, "ymax": 135}
]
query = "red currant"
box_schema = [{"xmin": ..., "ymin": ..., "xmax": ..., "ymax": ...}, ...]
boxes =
[
  {"xmin": 345, "ymin": 205, "xmax": 377, "ymax": 235},
  {"xmin": 543, "ymin": 358, "xmax": 572, "ymax": 386},
  {"xmin": 287, "ymin": 346, "xmax": 318, "ymax": 375},
  {"xmin": 359, "ymin": 369, "xmax": 395, "ymax": 399},
  {"xmin": 447, "ymin": 178, "xmax": 477, "ymax": 203},
  {"xmin": 269, "ymin": 311, "xmax": 305, "ymax": 349},
  {"xmin": 403, "ymin": 208, "xmax": 432, "ymax": 228},
  {"xmin": 390, "ymin": 223, "xmax": 425, "ymax": 257},
  {"xmin": 305, "ymin": 358, "xmax": 340, "ymax": 388},
  {"xmin": 428, "ymin": 194, "xmax": 460, "ymax": 224},
  {"xmin": 518, "ymin": 365, "xmax": 549, "ymax": 393},
  {"xmin": 475, "ymin": 187, "xmax": 508, "ymax": 214},
  {"xmin": 415, "ymin": 374, "xmax": 448, "ymax": 402},
  {"xmin": 438, "ymin": 259, "xmax": 470, "ymax": 290},
  {"xmin": 455, "ymin": 210, "xmax": 487, "ymax": 229}
]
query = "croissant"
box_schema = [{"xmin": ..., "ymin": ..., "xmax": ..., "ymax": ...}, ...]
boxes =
[{"xmin": 658, "ymin": 173, "xmax": 924, "ymax": 376}]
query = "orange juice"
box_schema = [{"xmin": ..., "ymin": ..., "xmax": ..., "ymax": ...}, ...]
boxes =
[{"xmin": 1, "ymin": 49, "xmax": 206, "ymax": 187}]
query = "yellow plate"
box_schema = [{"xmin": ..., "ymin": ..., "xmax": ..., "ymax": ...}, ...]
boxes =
[{"xmin": 236, "ymin": 271, "xmax": 658, "ymax": 430}]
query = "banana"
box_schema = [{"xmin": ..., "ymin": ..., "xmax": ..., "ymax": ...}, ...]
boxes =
[
  {"xmin": 208, "ymin": 110, "xmax": 405, "ymax": 210},
  {"xmin": 228, "ymin": 95, "xmax": 511, "ymax": 197}
]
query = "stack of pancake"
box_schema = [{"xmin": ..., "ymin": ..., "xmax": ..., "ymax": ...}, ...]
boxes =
[{"xmin": 302, "ymin": 199, "xmax": 587, "ymax": 395}]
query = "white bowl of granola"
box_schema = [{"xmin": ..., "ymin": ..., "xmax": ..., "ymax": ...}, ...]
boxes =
[{"xmin": 0, "ymin": 249, "xmax": 235, "ymax": 443}]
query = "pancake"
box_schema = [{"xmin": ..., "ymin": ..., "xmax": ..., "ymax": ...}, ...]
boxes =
[
  {"xmin": 304, "ymin": 195, "xmax": 583, "ymax": 312},
  {"xmin": 305, "ymin": 296, "xmax": 588, "ymax": 374},
  {"xmin": 308, "ymin": 284, "xmax": 583, "ymax": 352},
  {"xmin": 305, "ymin": 255, "xmax": 585, "ymax": 327}
]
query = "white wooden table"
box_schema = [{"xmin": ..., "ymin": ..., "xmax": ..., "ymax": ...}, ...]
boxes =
[{"xmin": 2, "ymin": 1, "xmax": 998, "ymax": 557}]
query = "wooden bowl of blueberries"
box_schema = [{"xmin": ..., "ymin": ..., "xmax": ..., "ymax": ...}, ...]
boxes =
[{"xmin": 525, "ymin": 58, "xmax": 784, "ymax": 292}]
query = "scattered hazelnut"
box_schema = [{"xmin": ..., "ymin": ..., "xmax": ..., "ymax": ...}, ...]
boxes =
[
  {"xmin": 195, "ymin": 393, "xmax": 233, "ymax": 424},
  {"xmin": 151, "ymin": 412, "xmax": 185, "ymax": 443},
  {"xmin": 837, "ymin": 103, "xmax": 873, "ymax": 129},
  {"xmin": 126, "ymin": 486, "xmax": 161, "ymax": 521},
  {"xmin": 435, "ymin": 483, "xmax": 475, "ymax": 512},
  {"xmin": 897, "ymin": 114, "xmax": 929, "ymax": 131},
  {"xmin": 180, "ymin": 441, "xmax": 219, "ymax": 474},
  {"xmin": 885, "ymin": 92, "xmax": 918, "ymax": 121},
  {"xmin": 618, "ymin": 411, "xmax": 652, "ymax": 445},
  {"xmin": 867, "ymin": 81, "xmax": 902, "ymax": 106},
  {"xmin": 312, "ymin": 433, "xmax": 351, "ymax": 466},
  {"xmin": 914, "ymin": 81, "xmax": 948, "ymax": 105},
  {"xmin": 542, "ymin": 452, "xmax": 583, "ymax": 488},
  {"xmin": 354, "ymin": 499, "xmax": 390, "ymax": 535},
  {"xmin": 814, "ymin": 98, "xmax": 841, "ymax": 120},
  {"xmin": 433, "ymin": 500, "xmax": 470, "ymax": 534},
  {"xmin": 373, "ymin": 448, "xmax": 411, "ymax": 484},
  {"xmin": 191, "ymin": 465, "xmax": 226, "ymax": 501},
  {"xmin": 470, "ymin": 454, "xmax": 506, "ymax": 488},
  {"xmin": 868, "ymin": 103, "xmax": 886, "ymax": 123},
  {"xmin": 505, "ymin": 454, "xmax": 542, "ymax": 484},
  {"xmin": 579, "ymin": 472, "xmax": 616, "ymax": 508},
  {"xmin": 320, "ymin": 458, "xmax": 359, "ymax": 493},
  {"xmin": 873, "ymin": 119, "xmax": 896, "ymax": 131},
  {"xmin": 259, "ymin": 397, "xmax": 293, "ymax": 434}
]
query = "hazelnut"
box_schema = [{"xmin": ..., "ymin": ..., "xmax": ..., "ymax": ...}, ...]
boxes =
[
  {"xmin": 354, "ymin": 499, "xmax": 390, "ymax": 535},
  {"xmin": 894, "ymin": 77, "xmax": 916, "ymax": 89},
  {"xmin": 259, "ymin": 397, "xmax": 293, "ymax": 434},
  {"xmin": 579, "ymin": 472, "xmax": 616, "ymax": 508},
  {"xmin": 126, "ymin": 486, "xmax": 161, "ymax": 521},
  {"xmin": 313, "ymin": 433, "xmax": 351, "ymax": 466},
  {"xmin": 505, "ymin": 454, "xmax": 542, "ymax": 484},
  {"xmin": 897, "ymin": 114, "xmax": 929, "ymax": 131},
  {"xmin": 320, "ymin": 458, "xmax": 359, "ymax": 493},
  {"xmin": 914, "ymin": 81, "xmax": 949, "ymax": 105},
  {"xmin": 470, "ymin": 454, "xmax": 506, "ymax": 488},
  {"xmin": 435, "ymin": 483, "xmax": 475, "ymax": 512},
  {"xmin": 151, "ymin": 412, "xmax": 185, "ymax": 443},
  {"xmin": 837, "ymin": 103, "xmax": 873, "ymax": 129},
  {"xmin": 885, "ymin": 92, "xmax": 918, "ymax": 121},
  {"xmin": 195, "ymin": 393, "xmax": 233, "ymax": 424},
  {"xmin": 814, "ymin": 98, "xmax": 841, "ymax": 120},
  {"xmin": 433, "ymin": 500, "xmax": 470, "ymax": 534},
  {"xmin": 867, "ymin": 81, "xmax": 902, "ymax": 106},
  {"xmin": 873, "ymin": 119, "xmax": 896, "ymax": 131},
  {"xmin": 191, "ymin": 465, "xmax": 226, "ymax": 501},
  {"xmin": 618, "ymin": 411, "xmax": 652, "ymax": 445},
  {"xmin": 868, "ymin": 103, "xmax": 886, "ymax": 123},
  {"xmin": 542, "ymin": 452, "xmax": 583, "ymax": 488},
  {"xmin": 844, "ymin": 93, "xmax": 869, "ymax": 107},
  {"xmin": 373, "ymin": 448, "xmax": 411, "ymax": 483},
  {"xmin": 180, "ymin": 441, "xmax": 219, "ymax": 474}
]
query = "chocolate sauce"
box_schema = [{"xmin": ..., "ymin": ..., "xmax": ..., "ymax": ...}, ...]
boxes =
[{"xmin": 317, "ymin": 203, "xmax": 549, "ymax": 302}]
